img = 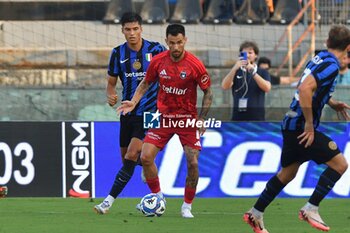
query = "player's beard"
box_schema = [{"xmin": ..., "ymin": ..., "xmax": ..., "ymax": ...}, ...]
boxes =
[{"xmin": 171, "ymin": 50, "xmax": 183, "ymax": 60}]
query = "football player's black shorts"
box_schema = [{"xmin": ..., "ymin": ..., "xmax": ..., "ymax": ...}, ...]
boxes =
[
  {"xmin": 119, "ymin": 115, "xmax": 146, "ymax": 147},
  {"xmin": 281, "ymin": 130, "xmax": 341, "ymax": 167}
]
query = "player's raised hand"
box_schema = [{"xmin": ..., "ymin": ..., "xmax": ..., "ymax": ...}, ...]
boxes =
[
  {"xmin": 117, "ymin": 100, "xmax": 136, "ymax": 115},
  {"xmin": 107, "ymin": 94, "xmax": 118, "ymax": 106}
]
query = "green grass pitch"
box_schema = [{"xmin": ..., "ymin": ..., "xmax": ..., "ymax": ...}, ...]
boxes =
[{"xmin": 0, "ymin": 198, "xmax": 350, "ymax": 233}]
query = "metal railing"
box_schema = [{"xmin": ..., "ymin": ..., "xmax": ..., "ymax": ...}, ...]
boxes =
[{"xmin": 271, "ymin": 0, "xmax": 316, "ymax": 79}]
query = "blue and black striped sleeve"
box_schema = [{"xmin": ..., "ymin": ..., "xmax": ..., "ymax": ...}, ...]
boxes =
[
  {"xmin": 107, "ymin": 47, "xmax": 120, "ymax": 77},
  {"xmin": 312, "ymin": 61, "xmax": 338, "ymax": 87}
]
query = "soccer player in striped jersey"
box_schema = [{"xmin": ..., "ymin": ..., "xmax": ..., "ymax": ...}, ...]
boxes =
[
  {"xmin": 94, "ymin": 12, "xmax": 166, "ymax": 214},
  {"xmin": 118, "ymin": 24, "xmax": 213, "ymax": 218},
  {"xmin": 244, "ymin": 25, "xmax": 350, "ymax": 233}
]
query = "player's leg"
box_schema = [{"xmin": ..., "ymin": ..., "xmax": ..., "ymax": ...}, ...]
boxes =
[
  {"xmin": 298, "ymin": 155, "xmax": 343, "ymax": 231},
  {"xmin": 134, "ymin": 142, "xmax": 162, "ymax": 213},
  {"xmin": 119, "ymin": 115, "xmax": 132, "ymax": 162},
  {"xmin": 177, "ymin": 128, "xmax": 201, "ymax": 218},
  {"xmin": 299, "ymin": 132, "xmax": 346, "ymax": 231},
  {"xmin": 107, "ymin": 138, "xmax": 143, "ymax": 198},
  {"xmin": 94, "ymin": 116, "xmax": 141, "ymax": 214},
  {"xmin": 140, "ymin": 142, "xmax": 161, "ymax": 195},
  {"xmin": 119, "ymin": 147, "xmax": 127, "ymax": 163},
  {"xmin": 141, "ymin": 128, "xmax": 172, "ymax": 199},
  {"xmin": 181, "ymin": 145, "xmax": 199, "ymax": 218},
  {"xmin": 309, "ymin": 150, "xmax": 347, "ymax": 207},
  {"xmin": 94, "ymin": 147, "xmax": 128, "ymax": 214},
  {"xmin": 244, "ymin": 130, "xmax": 300, "ymax": 233},
  {"xmin": 308, "ymin": 153, "xmax": 347, "ymax": 206},
  {"xmin": 256, "ymin": 163, "xmax": 299, "ymax": 211},
  {"xmin": 243, "ymin": 163, "xmax": 299, "ymax": 233},
  {"xmin": 299, "ymin": 156, "xmax": 346, "ymax": 231},
  {"xmin": 130, "ymin": 116, "xmax": 147, "ymax": 167}
]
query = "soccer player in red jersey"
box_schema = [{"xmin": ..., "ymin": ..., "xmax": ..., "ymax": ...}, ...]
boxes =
[{"xmin": 117, "ymin": 24, "xmax": 213, "ymax": 218}]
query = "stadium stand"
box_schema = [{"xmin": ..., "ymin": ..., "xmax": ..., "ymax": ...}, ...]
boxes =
[
  {"xmin": 202, "ymin": 0, "xmax": 235, "ymax": 24},
  {"xmin": 140, "ymin": 0, "xmax": 170, "ymax": 24},
  {"xmin": 169, "ymin": 0, "xmax": 203, "ymax": 24},
  {"xmin": 315, "ymin": 0, "xmax": 350, "ymax": 24},
  {"xmin": 233, "ymin": 0, "xmax": 270, "ymax": 24},
  {"xmin": 269, "ymin": 0, "xmax": 302, "ymax": 24},
  {"xmin": 0, "ymin": 1, "xmax": 106, "ymax": 20},
  {"xmin": 337, "ymin": 0, "xmax": 350, "ymax": 24},
  {"xmin": 102, "ymin": 0, "xmax": 135, "ymax": 24}
]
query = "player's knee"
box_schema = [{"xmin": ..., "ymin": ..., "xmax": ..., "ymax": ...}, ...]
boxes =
[
  {"xmin": 277, "ymin": 172, "xmax": 296, "ymax": 184},
  {"xmin": 338, "ymin": 161, "xmax": 348, "ymax": 175},
  {"xmin": 329, "ymin": 154, "xmax": 348, "ymax": 175},
  {"xmin": 187, "ymin": 160, "xmax": 198, "ymax": 170},
  {"xmin": 125, "ymin": 149, "xmax": 140, "ymax": 161},
  {"xmin": 141, "ymin": 153, "xmax": 153, "ymax": 166}
]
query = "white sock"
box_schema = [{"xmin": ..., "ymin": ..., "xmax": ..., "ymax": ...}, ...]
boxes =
[
  {"xmin": 105, "ymin": 195, "xmax": 115, "ymax": 206},
  {"xmin": 304, "ymin": 202, "xmax": 318, "ymax": 210},
  {"xmin": 252, "ymin": 207, "xmax": 263, "ymax": 218},
  {"xmin": 157, "ymin": 191, "xmax": 164, "ymax": 199},
  {"xmin": 182, "ymin": 202, "xmax": 192, "ymax": 210}
]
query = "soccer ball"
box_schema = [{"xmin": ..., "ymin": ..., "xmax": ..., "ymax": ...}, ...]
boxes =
[{"xmin": 139, "ymin": 193, "xmax": 166, "ymax": 217}]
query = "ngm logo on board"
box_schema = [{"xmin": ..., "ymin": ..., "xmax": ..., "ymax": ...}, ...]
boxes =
[
  {"xmin": 143, "ymin": 110, "xmax": 222, "ymax": 129},
  {"xmin": 62, "ymin": 122, "xmax": 94, "ymax": 198}
]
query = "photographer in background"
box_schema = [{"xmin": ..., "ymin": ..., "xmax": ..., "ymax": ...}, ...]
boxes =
[
  {"xmin": 221, "ymin": 41, "xmax": 271, "ymax": 121},
  {"xmin": 337, "ymin": 51, "xmax": 350, "ymax": 85}
]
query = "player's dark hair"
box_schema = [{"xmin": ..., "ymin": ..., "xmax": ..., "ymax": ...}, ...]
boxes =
[
  {"xmin": 258, "ymin": 57, "xmax": 271, "ymax": 68},
  {"xmin": 327, "ymin": 25, "xmax": 350, "ymax": 51},
  {"xmin": 166, "ymin": 24, "xmax": 185, "ymax": 37},
  {"xmin": 121, "ymin": 12, "xmax": 142, "ymax": 26},
  {"xmin": 239, "ymin": 41, "xmax": 259, "ymax": 55}
]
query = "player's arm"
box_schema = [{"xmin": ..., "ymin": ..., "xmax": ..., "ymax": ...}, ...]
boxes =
[
  {"xmin": 130, "ymin": 78, "xmax": 150, "ymax": 105},
  {"xmin": 106, "ymin": 47, "xmax": 119, "ymax": 106},
  {"xmin": 198, "ymin": 87, "xmax": 213, "ymax": 136},
  {"xmin": 297, "ymin": 74, "xmax": 317, "ymax": 147},
  {"xmin": 106, "ymin": 75, "xmax": 118, "ymax": 106},
  {"xmin": 117, "ymin": 78, "xmax": 150, "ymax": 115},
  {"xmin": 328, "ymin": 98, "xmax": 350, "ymax": 120},
  {"xmin": 199, "ymin": 87, "xmax": 213, "ymax": 120},
  {"xmin": 221, "ymin": 60, "xmax": 242, "ymax": 89}
]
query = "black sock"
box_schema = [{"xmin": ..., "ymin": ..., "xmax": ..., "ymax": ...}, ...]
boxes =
[
  {"xmin": 109, "ymin": 159, "xmax": 137, "ymax": 198},
  {"xmin": 254, "ymin": 175, "xmax": 285, "ymax": 212},
  {"xmin": 136, "ymin": 154, "xmax": 142, "ymax": 166},
  {"xmin": 309, "ymin": 167, "xmax": 341, "ymax": 206}
]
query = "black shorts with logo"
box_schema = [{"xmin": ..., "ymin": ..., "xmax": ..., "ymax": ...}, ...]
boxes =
[
  {"xmin": 281, "ymin": 130, "xmax": 341, "ymax": 167},
  {"xmin": 119, "ymin": 115, "xmax": 146, "ymax": 147}
]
